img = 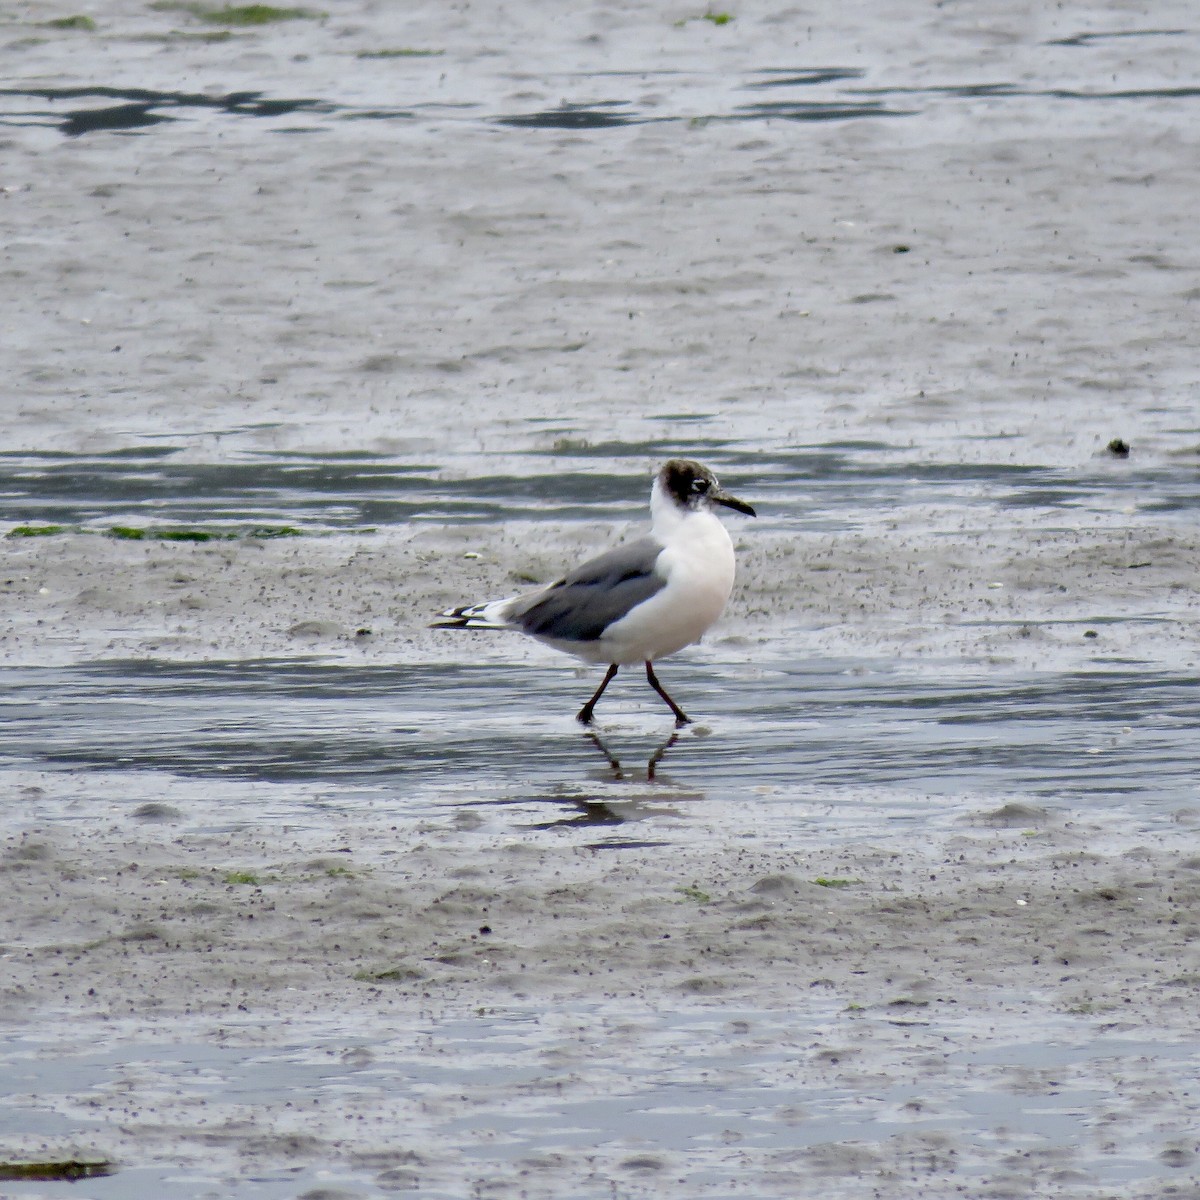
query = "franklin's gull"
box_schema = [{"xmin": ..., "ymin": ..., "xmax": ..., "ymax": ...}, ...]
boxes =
[{"xmin": 435, "ymin": 459, "xmax": 756, "ymax": 725}]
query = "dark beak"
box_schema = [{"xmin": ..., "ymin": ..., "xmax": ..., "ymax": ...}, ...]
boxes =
[{"xmin": 711, "ymin": 487, "xmax": 756, "ymax": 517}]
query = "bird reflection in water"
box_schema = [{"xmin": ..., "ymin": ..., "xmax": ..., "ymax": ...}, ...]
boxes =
[
  {"xmin": 585, "ymin": 728, "xmax": 681, "ymax": 782},
  {"xmin": 527, "ymin": 728, "xmax": 694, "ymax": 836}
]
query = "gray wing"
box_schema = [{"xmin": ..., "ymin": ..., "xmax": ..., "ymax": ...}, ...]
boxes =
[{"xmin": 509, "ymin": 536, "xmax": 666, "ymax": 643}]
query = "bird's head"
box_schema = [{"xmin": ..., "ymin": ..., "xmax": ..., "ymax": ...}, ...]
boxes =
[{"xmin": 657, "ymin": 458, "xmax": 756, "ymax": 518}]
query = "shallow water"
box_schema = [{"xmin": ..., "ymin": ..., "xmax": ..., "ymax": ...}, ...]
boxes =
[
  {"xmin": 3, "ymin": 1005, "xmax": 1198, "ymax": 1199},
  {"xmin": 2, "ymin": 656, "xmax": 1196, "ymax": 843},
  {"xmin": 2, "ymin": 442, "xmax": 1198, "ymax": 531},
  {"xmin": 4, "ymin": 32, "xmax": 1200, "ymax": 140}
]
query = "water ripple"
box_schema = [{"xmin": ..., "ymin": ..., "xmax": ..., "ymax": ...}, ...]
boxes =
[{"xmin": 0, "ymin": 660, "xmax": 1194, "ymax": 835}]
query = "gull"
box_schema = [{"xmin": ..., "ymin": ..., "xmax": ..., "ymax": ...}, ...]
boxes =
[{"xmin": 434, "ymin": 458, "xmax": 756, "ymax": 726}]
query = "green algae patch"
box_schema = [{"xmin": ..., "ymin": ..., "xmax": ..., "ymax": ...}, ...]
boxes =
[
  {"xmin": 677, "ymin": 9, "xmax": 734, "ymax": 26},
  {"xmin": 7, "ymin": 524, "xmax": 66, "ymax": 538},
  {"xmin": 248, "ymin": 525, "xmax": 302, "ymax": 538},
  {"xmin": 813, "ymin": 877, "xmax": 861, "ymax": 888},
  {"xmin": 357, "ymin": 47, "xmax": 444, "ymax": 58},
  {"xmin": 107, "ymin": 525, "xmax": 299, "ymax": 541},
  {"xmin": 675, "ymin": 884, "xmax": 712, "ymax": 904},
  {"xmin": 108, "ymin": 525, "xmax": 198, "ymax": 541},
  {"xmin": 152, "ymin": 1, "xmax": 326, "ymax": 23},
  {"xmin": 224, "ymin": 870, "xmax": 261, "ymax": 885},
  {"xmin": 156, "ymin": 529, "xmax": 216, "ymax": 542},
  {"xmin": 0, "ymin": 1160, "xmax": 115, "ymax": 1182},
  {"xmin": 44, "ymin": 14, "xmax": 97, "ymax": 29}
]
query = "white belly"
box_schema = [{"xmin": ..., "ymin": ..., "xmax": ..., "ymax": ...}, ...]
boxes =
[{"xmin": 590, "ymin": 513, "xmax": 736, "ymax": 665}]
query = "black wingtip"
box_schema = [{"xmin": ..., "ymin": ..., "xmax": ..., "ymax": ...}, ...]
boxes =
[{"xmin": 430, "ymin": 606, "xmax": 471, "ymax": 629}]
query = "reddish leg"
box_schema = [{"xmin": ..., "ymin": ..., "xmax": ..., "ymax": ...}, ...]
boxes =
[
  {"xmin": 577, "ymin": 663, "xmax": 619, "ymax": 725},
  {"xmin": 645, "ymin": 661, "xmax": 691, "ymax": 726}
]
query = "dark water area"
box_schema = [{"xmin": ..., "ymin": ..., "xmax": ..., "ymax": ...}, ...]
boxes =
[
  {"xmin": 2, "ymin": 444, "xmax": 1196, "ymax": 531},
  {"xmin": 2, "ymin": 657, "xmax": 1194, "ymax": 842},
  {"xmin": 2, "ymin": 30, "xmax": 1198, "ymax": 138},
  {"xmin": 0, "ymin": 74, "xmax": 913, "ymax": 137}
]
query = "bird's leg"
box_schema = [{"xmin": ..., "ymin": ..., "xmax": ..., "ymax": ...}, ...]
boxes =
[
  {"xmin": 577, "ymin": 663, "xmax": 619, "ymax": 725},
  {"xmin": 645, "ymin": 661, "xmax": 691, "ymax": 727}
]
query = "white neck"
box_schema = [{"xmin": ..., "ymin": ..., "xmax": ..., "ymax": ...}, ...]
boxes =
[
  {"xmin": 650, "ymin": 475, "xmax": 687, "ymax": 538},
  {"xmin": 647, "ymin": 475, "xmax": 737, "ymax": 637},
  {"xmin": 650, "ymin": 474, "xmax": 728, "ymax": 543}
]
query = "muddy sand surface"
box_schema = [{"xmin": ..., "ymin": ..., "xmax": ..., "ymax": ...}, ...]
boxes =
[{"xmin": 2, "ymin": 1, "xmax": 1200, "ymax": 1197}]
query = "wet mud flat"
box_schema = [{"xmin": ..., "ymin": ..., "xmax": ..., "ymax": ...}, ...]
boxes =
[
  {"xmin": 3, "ymin": 779, "xmax": 1200, "ymax": 1200},
  {"xmin": 3, "ymin": 0, "xmax": 1200, "ymax": 1195},
  {"xmin": 1, "ymin": 594, "xmax": 1199, "ymax": 1198}
]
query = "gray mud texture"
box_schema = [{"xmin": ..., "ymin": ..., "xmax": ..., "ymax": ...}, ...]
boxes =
[{"xmin": 2, "ymin": 0, "xmax": 1200, "ymax": 1197}]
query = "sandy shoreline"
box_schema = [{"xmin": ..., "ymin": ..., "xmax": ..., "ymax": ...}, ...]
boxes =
[
  {"xmin": 7, "ymin": 803, "xmax": 1200, "ymax": 1027},
  {"xmin": 3, "ymin": 514, "xmax": 1198, "ymax": 672}
]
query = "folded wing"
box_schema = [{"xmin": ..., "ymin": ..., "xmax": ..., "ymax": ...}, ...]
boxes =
[{"xmin": 509, "ymin": 536, "xmax": 666, "ymax": 644}]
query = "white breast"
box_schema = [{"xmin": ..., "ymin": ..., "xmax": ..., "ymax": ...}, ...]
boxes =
[{"xmin": 596, "ymin": 508, "xmax": 736, "ymax": 665}]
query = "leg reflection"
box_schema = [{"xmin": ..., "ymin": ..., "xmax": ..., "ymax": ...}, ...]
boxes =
[
  {"xmin": 585, "ymin": 730, "xmax": 624, "ymax": 779},
  {"xmin": 647, "ymin": 730, "xmax": 680, "ymax": 781},
  {"xmin": 585, "ymin": 728, "xmax": 681, "ymax": 782}
]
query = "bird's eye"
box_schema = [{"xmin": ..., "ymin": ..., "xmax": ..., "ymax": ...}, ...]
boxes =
[{"xmin": 691, "ymin": 478, "xmax": 710, "ymax": 494}]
